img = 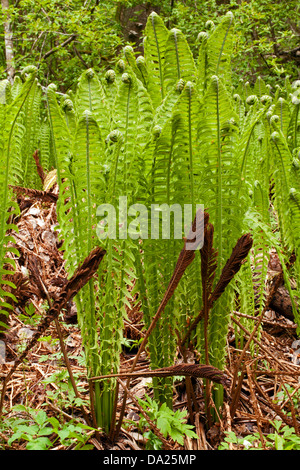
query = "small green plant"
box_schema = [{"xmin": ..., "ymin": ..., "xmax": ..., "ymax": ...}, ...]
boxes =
[
  {"xmin": 218, "ymin": 421, "xmax": 300, "ymax": 450},
  {"xmin": 274, "ymin": 385, "xmax": 300, "ymax": 418},
  {"xmin": 138, "ymin": 394, "xmax": 198, "ymax": 449},
  {"xmin": 37, "ymin": 335, "xmax": 62, "ymax": 364},
  {"xmin": 42, "ymin": 370, "xmax": 89, "ymax": 411},
  {"xmin": 19, "ymin": 302, "xmax": 41, "ymax": 327},
  {"xmin": 266, "ymin": 421, "xmax": 300, "ymax": 450},
  {"xmin": 2, "ymin": 404, "xmax": 94, "ymax": 450},
  {"xmin": 121, "ymin": 337, "xmax": 143, "ymax": 351},
  {"xmin": 218, "ymin": 430, "xmax": 260, "ymax": 450}
]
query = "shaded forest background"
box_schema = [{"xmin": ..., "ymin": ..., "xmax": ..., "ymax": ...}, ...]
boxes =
[{"xmin": 0, "ymin": 0, "xmax": 299, "ymax": 92}]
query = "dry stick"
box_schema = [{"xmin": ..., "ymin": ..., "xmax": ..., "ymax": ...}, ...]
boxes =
[
  {"xmin": 0, "ymin": 246, "xmax": 106, "ymax": 417},
  {"xmin": 246, "ymin": 364, "xmax": 266, "ymax": 449},
  {"xmin": 229, "ymin": 367, "xmax": 246, "ymax": 418},
  {"xmin": 230, "ymin": 270, "xmax": 285, "ymax": 414},
  {"xmin": 254, "ymin": 380, "xmax": 295, "ymax": 428},
  {"xmin": 230, "ymin": 316, "xmax": 297, "ymax": 374},
  {"xmin": 280, "ymin": 382, "xmax": 300, "ymax": 408},
  {"xmin": 230, "ymin": 315, "xmax": 292, "ymax": 418},
  {"xmin": 224, "ymin": 403, "xmax": 233, "ymax": 450},
  {"xmin": 281, "ymin": 382, "xmax": 299, "ymax": 435},
  {"xmin": 254, "ymin": 370, "xmax": 300, "ymax": 377},
  {"xmin": 10, "ymin": 185, "xmax": 58, "ymax": 204}
]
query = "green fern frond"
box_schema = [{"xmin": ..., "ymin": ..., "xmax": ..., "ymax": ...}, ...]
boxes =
[
  {"xmin": 72, "ymin": 110, "xmax": 105, "ymax": 258},
  {"xmin": 273, "ymin": 97, "xmax": 291, "ymax": 138},
  {"xmin": 196, "ymin": 31, "xmax": 208, "ymax": 95},
  {"xmin": 269, "ymin": 121, "xmax": 293, "ymax": 249},
  {"xmin": 123, "ymin": 46, "xmax": 144, "ymax": 83},
  {"xmin": 163, "ymin": 28, "xmax": 196, "ymax": 94},
  {"xmin": 253, "ymin": 76, "xmax": 268, "ymax": 99},
  {"xmin": 39, "ymin": 121, "xmax": 52, "ymax": 172},
  {"xmin": 75, "ymin": 68, "xmax": 110, "ymax": 141},
  {"xmin": 144, "ymin": 11, "xmax": 169, "ymax": 107},
  {"xmin": 287, "ymin": 98, "xmax": 300, "ymax": 150},
  {"xmin": 0, "ymin": 72, "xmax": 36, "ymax": 327},
  {"xmin": 205, "ymin": 11, "xmax": 234, "ymax": 87},
  {"xmin": 22, "ymin": 80, "xmax": 42, "ymax": 188},
  {"xmin": 152, "ymin": 79, "xmax": 184, "ymax": 131},
  {"xmin": 0, "ymin": 79, "xmax": 12, "ymax": 106},
  {"xmin": 103, "ymin": 69, "xmax": 118, "ymax": 116},
  {"xmin": 61, "ymin": 98, "xmax": 76, "ymax": 136}
]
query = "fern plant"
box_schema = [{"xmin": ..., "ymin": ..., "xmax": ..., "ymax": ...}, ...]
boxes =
[
  {"xmin": 0, "ymin": 70, "xmax": 38, "ymax": 330},
  {"xmin": 2, "ymin": 10, "xmax": 299, "ymax": 433},
  {"xmin": 47, "ymin": 10, "xmax": 295, "ymax": 421}
]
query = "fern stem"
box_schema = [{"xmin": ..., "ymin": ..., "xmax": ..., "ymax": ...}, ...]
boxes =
[{"xmin": 152, "ymin": 14, "xmax": 164, "ymax": 101}]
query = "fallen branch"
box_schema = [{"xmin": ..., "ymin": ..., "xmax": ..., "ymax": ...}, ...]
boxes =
[{"xmin": 42, "ymin": 34, "xmax": 77, "ymax": 60}]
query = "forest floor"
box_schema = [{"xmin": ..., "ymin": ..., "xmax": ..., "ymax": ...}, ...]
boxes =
[{"xmin": 0, "ymin": 180, "xmax": 300, "ymax": 451}]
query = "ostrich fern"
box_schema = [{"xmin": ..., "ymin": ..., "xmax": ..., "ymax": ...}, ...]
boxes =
[
  {"xmin": 44, "ymin": 11, "xmax": 300, "ymax": 423},
  {"xmin": 1, "ymin": 11, "xmax": 299, "ymax": 432},
  {"xmin": 0, "ymin": 70, "xmax": 38, "ymax": 329}
]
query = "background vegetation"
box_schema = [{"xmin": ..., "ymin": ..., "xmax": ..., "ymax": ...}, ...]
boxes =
[{"xmin": 1, "ymin": 0, "xmax": 299, "ymax": 91}]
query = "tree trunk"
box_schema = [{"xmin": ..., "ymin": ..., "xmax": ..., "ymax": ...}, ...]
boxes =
[{"xmin": 1, "ymin": 0, "xmax": 15, "ymax": 83}]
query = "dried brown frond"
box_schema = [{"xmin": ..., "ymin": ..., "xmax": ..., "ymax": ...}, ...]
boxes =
[
  {"xmin": 10, "ymin": 185, "xmax": 58, "ymax": 204},
  {"xmin": 91, "ymin": 363, "xmax": 231, "ymax": 388},
  {"xmin": 209, "ymin": 233, "xmax": 253, "ymax": 306},
  {"xmin": 159, "ymin": 209, "xmax": 209, "ymax": 311},
  {"xmin": 181, "ymin": 233, "xmax": 253, "ymax": 347},
  {"xmin": 33, "ymin": 149, "xmax": 46, "ymax": 184},
  {"xmin": 200, "ymin": 222, "xmax": 218, "ymax": 298},
  {"xmin": 64, "ymin": 247, "xmax": 106, "ymax": 303}
]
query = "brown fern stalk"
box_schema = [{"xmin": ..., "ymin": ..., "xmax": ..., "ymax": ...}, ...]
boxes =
[
  {"xmin": 182, "ymin": 233, "xmax": 253, "ymax": 346},
  {"xmin": 10, "ymin": 185, "xmax": 58, "ymax": 204},
  {"xmin": 200, "ymin": 222, "xmax": 218, "ymax": 365},
  {"xmin": 33, "ymin": 149, "xmax": 46, "ymax": 185},
  {"xmin": 209, "ymin": 233, "xmax": 253, "ymax": 305},
  {"xmin": 113, "ymin": 208, "xmax": 209, "ymax": 440},
  {"xmin": 156, "ymin": 209, "xmax": 209, "ymax": 314},
  {"xmin": 199, "ymin": 222, "xmax": 218, "ymax": 423},
  {"xmin": 90, "ymin": 363, "xmax": 231, "ymax": 388}
]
